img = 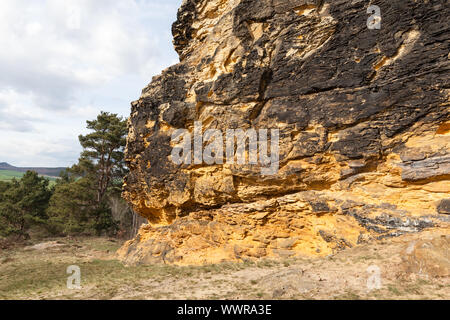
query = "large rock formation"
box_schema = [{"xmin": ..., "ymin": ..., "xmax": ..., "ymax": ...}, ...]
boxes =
[{"xmin": 118, "ymin": 0, "xmax": 450, "ymax": 265}]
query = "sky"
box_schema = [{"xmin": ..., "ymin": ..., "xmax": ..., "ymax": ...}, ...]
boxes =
[{"xmin": 0, "ymin": 0, "xmax": 182, "ymax": 167}]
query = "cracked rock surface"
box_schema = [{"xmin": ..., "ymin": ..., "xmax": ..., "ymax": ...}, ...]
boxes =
[{"xmin": 118, "ymin": 0, "xmax": 450, "ymax": 265}]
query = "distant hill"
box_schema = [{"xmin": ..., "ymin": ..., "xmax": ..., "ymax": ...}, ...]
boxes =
[
  {"xmin": 0, "ymin": 162, "xmax": 15, "ymax": 170},
  {"xmin": 0, "ymin": 162, "xmax": 66, "ymax": 178}
]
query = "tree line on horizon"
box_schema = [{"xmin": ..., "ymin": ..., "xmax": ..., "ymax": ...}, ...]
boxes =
[{"xmin": 0, "ymin": 112, "xmax": 145, "ymax": 243}]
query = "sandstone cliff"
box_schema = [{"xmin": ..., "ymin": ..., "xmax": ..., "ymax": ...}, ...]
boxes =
[{"xmin": 118, "ymin": 0, "xmax": 449, "ymax": 265}]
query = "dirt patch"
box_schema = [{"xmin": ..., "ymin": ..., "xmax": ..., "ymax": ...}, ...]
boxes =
[{"xmin": 24, "ymin": 241, "xmax": 66, "ymax": 251}]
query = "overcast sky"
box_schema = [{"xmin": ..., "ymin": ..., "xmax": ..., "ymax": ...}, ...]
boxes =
[{"xmin": 0, "ymin": 0, "xmax": 182, "ymax": 167}]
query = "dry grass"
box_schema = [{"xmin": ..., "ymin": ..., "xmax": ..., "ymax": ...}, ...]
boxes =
[{"xmin": 0, "ymin": 232, "xmax": 448, "ymax": 300}]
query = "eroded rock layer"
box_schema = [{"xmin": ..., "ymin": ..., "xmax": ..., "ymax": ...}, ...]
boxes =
[{"xmin": 118, "ymin": 0, "xmax": 450, "ymax": 265}]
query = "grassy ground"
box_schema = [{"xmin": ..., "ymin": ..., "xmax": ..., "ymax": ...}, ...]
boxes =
[
  {"xmin": 0, "ymin": 169, "xmax": 57, "ymax": 187},
  {"xmin": 0, "ymin": 170, "xmax": 25, "ymax": 181},
  {"xmin": 0, "ymin": 232, "xmax": 448, "ymax": 300}
]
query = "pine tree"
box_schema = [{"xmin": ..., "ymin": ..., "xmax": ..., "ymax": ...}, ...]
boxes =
[{"xmin": 76, "ymin": 111, "xmax": 128, "ymax": 205}]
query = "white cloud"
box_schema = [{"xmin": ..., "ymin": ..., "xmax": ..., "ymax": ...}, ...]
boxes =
[
  {"xmin": 0, "ymin": 89, "xmax": 44, "ymax": 132},
  {"xmin": 0, "ymin": 0, "xmax": 181, "ymax": 167},
  {"xmin": 0, "ymin": 0, "xmax": 179, "ymax": 106}
]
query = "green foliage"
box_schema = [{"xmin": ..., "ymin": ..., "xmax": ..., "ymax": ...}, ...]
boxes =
[
  {"xmin": 47, "ymin": 177, "xmax": 97, "ymax": 235},
  {"xmin": 0, "ymin": 181, "xmax": 10, "ymax": 197},
  {"xmin": 0, "ymin": 172, "xmax": 52, "ymax": 239},
  {"xmin": 92, "ymin": 202, "xmax": 118, "ymax": 236}
]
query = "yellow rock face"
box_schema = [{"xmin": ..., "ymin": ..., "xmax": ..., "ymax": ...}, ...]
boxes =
[
  {"xmin": 119, "ymin": 0, "xmax": 450, "ymax": 265},
  {"xmin": 119, "ymin": 124, "xmax": 449, "ymax": 266}
]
